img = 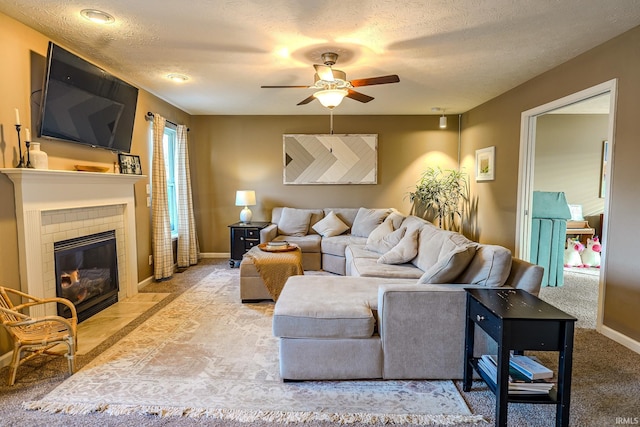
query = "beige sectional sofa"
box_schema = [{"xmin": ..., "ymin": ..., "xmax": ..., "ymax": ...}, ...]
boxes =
[{"xmin": 241, "ymin": 207, "xmax": 543, "ymax": 380}]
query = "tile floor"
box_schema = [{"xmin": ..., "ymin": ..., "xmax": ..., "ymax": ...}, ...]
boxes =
[{"xmin": 72, "ymin": 292, "xmax": 169, "ymax": 355}]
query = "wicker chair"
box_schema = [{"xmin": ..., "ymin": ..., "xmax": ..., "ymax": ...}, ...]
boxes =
[{"xmin": 0, "ymin": 286, "xmax": 77, "ymax": 385}]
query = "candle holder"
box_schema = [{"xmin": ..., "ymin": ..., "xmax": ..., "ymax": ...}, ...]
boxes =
[
  {"xmin": 25, "ymin": 139, "xmax": 34, "ymax": 168},
  {"xmin": 15, "ymin": 124, "xmax": 25, "ymax": 168}
]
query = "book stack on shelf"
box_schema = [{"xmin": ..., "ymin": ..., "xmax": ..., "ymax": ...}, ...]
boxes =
[
  {"xmin": 477, "ymin": 354, "xmax": 555, "ymax": 395},
  {"xmin": 266, "ymin": 241, "xmax": 289, "ymax": 250}
]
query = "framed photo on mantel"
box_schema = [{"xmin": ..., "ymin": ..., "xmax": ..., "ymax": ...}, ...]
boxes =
[{"xmin": 118, "ymin": 153, "xmax": 142, "ymax": 175}]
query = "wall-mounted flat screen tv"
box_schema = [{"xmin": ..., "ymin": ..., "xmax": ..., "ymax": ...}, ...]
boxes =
[{"xmin": 39, "ymin": 42, "xmax": 138, "ymax": 153}]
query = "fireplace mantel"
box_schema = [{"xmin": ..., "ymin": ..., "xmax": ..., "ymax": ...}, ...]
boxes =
[
  {"xmin": 0, "ymin": 168, "xmax": 145, "ymax": 317},
  {"xmin": 0, "ymin": 168, "xmax": 143, "ymax": 210}
]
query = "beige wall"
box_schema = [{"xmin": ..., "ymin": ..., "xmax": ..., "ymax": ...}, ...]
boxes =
[
  {"xmin": 190, "ymin": 115, "xmax": 460, "ymax": 253},
  {"xmin": 3, "ymin": 10, "xmax": 639, "ymax": 350},
  {"xmin": 0, "ymin": 12, "xmax": 191, "ymax": 290},
  {"xmin": 461, "ymin": 25, "xmax": 640, "ymax": 342},
  {"xmin": 535, "ymin": 114, "xmax": 607, "ymax": 218}
]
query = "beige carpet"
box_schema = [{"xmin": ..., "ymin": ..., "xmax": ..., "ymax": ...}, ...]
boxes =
[
  {"xmin": 24, "ymin": 268, "xmax": 482, "ymax": 425},
  {"xmin": 539, "ymin": 270, "xmax": 599, "ymax": 329}
]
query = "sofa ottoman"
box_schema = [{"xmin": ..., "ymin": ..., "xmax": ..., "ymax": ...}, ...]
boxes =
[{"xmin": 273, "ymin": 275, "xmax": 416, "ymax": 380}]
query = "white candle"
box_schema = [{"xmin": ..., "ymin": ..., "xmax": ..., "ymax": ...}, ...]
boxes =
[
  {"xmin": 25, "ymin": 128, "xmax": 31, "ymax": 141},
  {"xmin": 14, "ymin": 108, "xmax": 20, "ymax": 125}
]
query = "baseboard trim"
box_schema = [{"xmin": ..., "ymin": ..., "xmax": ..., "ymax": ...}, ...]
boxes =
[
  {"xmin": 199, "ymin": 252, "xmax": 230, "ymax": 259},
  {"xmin": 138, "ymin": 275, "xmax": 154, "ymax": 290},
  {"xmin": 599, "ymin": 324, "xmax": 640, "ymax": 355}
]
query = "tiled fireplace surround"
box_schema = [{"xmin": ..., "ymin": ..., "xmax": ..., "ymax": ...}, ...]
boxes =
[{"xmin": 0, "ymin": 168, "xmax": 143, "ymax": 318}]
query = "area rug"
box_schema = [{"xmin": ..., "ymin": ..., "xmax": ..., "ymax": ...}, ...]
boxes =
[{"xmin": 25, "ymin": 269, "xmax": 483, "ymax": 425}]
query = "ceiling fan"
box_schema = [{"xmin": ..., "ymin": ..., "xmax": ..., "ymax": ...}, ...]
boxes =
[{"xmin": 261, "ymin": 52, "xmax": 400, "ymax": 108}]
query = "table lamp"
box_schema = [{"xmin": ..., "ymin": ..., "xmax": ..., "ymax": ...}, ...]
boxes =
[{"xmin": 235, "ymin": 190, "xmax": 256, "ymax": 223}]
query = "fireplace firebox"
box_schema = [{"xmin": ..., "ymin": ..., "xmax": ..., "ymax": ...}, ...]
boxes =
[{"xmin": 54, "ymin": 230, "xmax": 119, "ymax": 323}]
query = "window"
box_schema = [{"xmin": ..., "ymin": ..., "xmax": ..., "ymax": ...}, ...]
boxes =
[{"xmin": 163, "ymin": 127, "xmax": 178, "ymax": 236}]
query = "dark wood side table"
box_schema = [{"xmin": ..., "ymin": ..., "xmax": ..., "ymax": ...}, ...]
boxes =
[
  {"xmin": 228, "ymin": 221, "xmax": 271, "ymax": 267},
  {"xmin": 463, "ymin": 288, "xmax": 576, "ymax": 427}
]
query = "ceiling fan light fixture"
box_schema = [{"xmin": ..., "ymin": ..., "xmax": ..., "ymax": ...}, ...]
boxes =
[{"xmin": 314, "ymin": 89, "xmax": 348, "ymax": 109}]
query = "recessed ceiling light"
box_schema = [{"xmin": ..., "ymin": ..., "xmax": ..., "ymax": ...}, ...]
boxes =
[
  {"xmin": 167, "ymin": 73, "xmax": 189, "ymax": 83},
  {"xmin": 80, "ymin": 9, "xmax": 115, "ymax": 24}
]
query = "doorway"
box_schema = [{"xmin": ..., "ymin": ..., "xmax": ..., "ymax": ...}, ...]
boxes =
[{"xmin": 515, "ymin": 79, "xmax": 617, "ymax": 331}]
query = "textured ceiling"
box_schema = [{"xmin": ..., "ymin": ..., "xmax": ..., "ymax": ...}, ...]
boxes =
[{"xmin": 2, "ymin": 0, "xmax": 640, "ymax": 115}]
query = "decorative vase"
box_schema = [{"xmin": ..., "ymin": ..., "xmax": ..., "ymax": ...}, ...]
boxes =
[{"xmin": 29, "ymin": 142, "xmax": 48, "ymax": 170}]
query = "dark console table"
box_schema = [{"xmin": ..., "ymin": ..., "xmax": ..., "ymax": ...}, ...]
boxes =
[{"xmin": 463, "ymin": 288, "xmax": 576, "ymax": 427}]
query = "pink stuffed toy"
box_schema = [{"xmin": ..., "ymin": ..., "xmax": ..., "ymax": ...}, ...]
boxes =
[
  {"xmin": 581, "ymin": 237, "xmax": 602, "ymax": 268},
  {"xmin": 564, "ymin": 238, "xmax": 584, "ymax": 267}
]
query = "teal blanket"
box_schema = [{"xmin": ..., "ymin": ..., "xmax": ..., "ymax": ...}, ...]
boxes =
[{"xmin": 532, "ymin": 192, "xmax": 571, "ymax": 219}]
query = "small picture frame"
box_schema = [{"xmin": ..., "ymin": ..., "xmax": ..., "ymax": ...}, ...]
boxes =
[
  {"xmin": 118, "ymin": 153, "xmax": 142, "ymax": 175},
  {"xmin": 475, "ymin": 146, "xmax": 495, "ymax": 181}
]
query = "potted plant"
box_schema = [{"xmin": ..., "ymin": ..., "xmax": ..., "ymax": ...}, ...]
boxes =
[{"xmin": 408, "ymin": 167, "xmax": 470, "ymax": 231}]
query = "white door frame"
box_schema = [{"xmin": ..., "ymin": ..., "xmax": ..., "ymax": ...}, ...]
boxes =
[{"xmin": 515, "ymin": 79, "xmax": 617, "ymax": 330}]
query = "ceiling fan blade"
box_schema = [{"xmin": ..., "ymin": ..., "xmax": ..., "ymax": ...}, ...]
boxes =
[
  {"xmin": 297, "ymin": 95, "xmax": 317, "ymax": 105},
  {"xmin": 346, "ymin": 89, "xmax": 374, "ymax": 103},
  {"xmin": 350, "ymin": 75, "xmax": 400, "ymax": 87},
  {"xmin": 314, "ymin": 64, "xmax": 335, "ymax": 81},
  {"xmin": 261, "ymin": 85, "xmax": 310, "ymax": 88}
]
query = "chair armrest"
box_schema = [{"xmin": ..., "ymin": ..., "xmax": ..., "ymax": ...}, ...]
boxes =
[
  {"xmin": 377, "ymin": 284, "xmax": 493, "ymax": 379},
  {"xmin": 12, "ymin": 297, "xmax": 78, "ymax": 320},
  {"xmin": 7, "ymin": 314, "xmax": 76, "ymax": 332},
  {"xmin": 260, "ymin": 223, "xmax": 278, "ymax": 243}
]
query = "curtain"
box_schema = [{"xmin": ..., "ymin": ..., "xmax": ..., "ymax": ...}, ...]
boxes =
[
  {"xmin": 176, "ymin": 124, "xmax": 199, "ymax": 267},
  {"xmin": 151, "ymin": 113, "xmax": 173, "ymax": 280}
]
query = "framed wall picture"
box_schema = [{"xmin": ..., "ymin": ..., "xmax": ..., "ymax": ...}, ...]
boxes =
[
  {"xmin": 475, "ymin": 146, "xmax": 495, "ymax": 181},
  {"xmin": 118, "ymin": 153, "xmax": 142, "ymax": 175},
  {"xmin": 283, "ymin": 134, "xmax": 377, "ymax": 184}
]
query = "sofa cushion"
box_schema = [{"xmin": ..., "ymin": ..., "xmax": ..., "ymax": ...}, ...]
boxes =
[
  {"xmin": 365, "ymin": 221, "xmax": 406, "ymax": 254},
  {"xmin": 387, "ymin": 209, "xmax": 406, "ymax": 230},
  {"xmin": 312, "ymin": 210, "xmax": 350, "ymax": 237},
  {"xmin": 272, "ymin": 234, "xmax": 322, "ymax": 253},
  {"xmin": 455, "ymin": 244, "xmax": 512, "ymax": 286},
  {"xmin": 378, "ymin": 227, "xmax": 419, "ymax": 265},
  {"xmin": 322, "ymin": 235, "xmax": 367, "ymax": 257},
  {"xmin": 350, "ymin": 255, "xmax": 425, "ymax": 279},
  {"xmin": 351, "ymin": 208, "xmax": 391, "ymax": 237},
  {"xmin": 413, "ymin": 226, "xmax": 474, "ymax": 271},
  {"xmin": 273, "ymin": 276, "xmax": 377, "ymax": 339},
  {"xmin": 399, "ymin": 215, "xmax": 430, "ymax": 235},
  {"xmin": 278, "ymin": 207, "xmax": 312, "ymax": 236},
  {"xmin": 417, "ymin": 244, "xmax": 477, "ymax": 284},
  {"xmin": 323, "ymin": 208, "xmax": 360, "ymax": 229},
  {"xmin": 274, "ymin": 275, "xmax": 419, "ymax": 340},
  {"xmin": 346, "ymin": 245, "xmax": 424, "ymax": 279}
]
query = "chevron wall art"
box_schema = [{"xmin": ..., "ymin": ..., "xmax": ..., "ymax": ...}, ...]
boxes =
[{"xmin": 283, "ymin": 134, "xmax": 377, "ymax": 184}]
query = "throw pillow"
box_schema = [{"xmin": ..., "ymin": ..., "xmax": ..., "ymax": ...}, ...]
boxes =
[
  {"xmin": 455, "ymin": 245, "xmax": 512, "ymax": 286},
  {"xmin": 312, "ymin": 211, "xmax": 350, "ymax": 237},
  {"xmin": 365, "ymin": 221, "xmax": 406, "ymax": 254},
  {"xmin": 386, "ymin": 210, "xmax": 406, "ymax": 230},
  {"xmin": 351, "ymin": 207, "xmax": 391, "ymax": 237},
  {"xmin": 417, "ymin": 244, "xmax": 478, "ymax": 284},
  {"xmin": 378, "ymin": 228, "xmax": 419, "ymax": 265},
  {"xmin": 278, "ymin": 207, "xmax": 312, "ymax": 237}
]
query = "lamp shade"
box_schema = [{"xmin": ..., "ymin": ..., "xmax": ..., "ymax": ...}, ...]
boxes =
[
  {"xmin": 235, "ymin": 190, "xmax": 256, "ymax": 207},
  {"xmin": 439, "ymin": 115, "xmax": 447, "ymax": 129},
  {"xmin": 314, "ymin": 89, "xmax": 348, "ymax": 109}
]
